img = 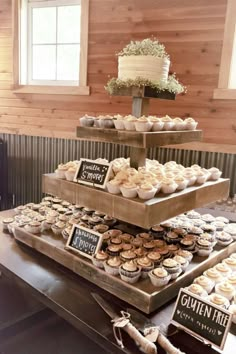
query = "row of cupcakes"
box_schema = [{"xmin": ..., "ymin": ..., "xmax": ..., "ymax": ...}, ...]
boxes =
[
  {"xmin": 80, "ymin": 114, "xmax": 198, "ymax": 132},
  {"xmin": 186, "ymin": 253, "xmax": 236, "ymax": 324}
]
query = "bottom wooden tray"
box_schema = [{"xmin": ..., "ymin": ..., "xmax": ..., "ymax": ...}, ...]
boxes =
[{"xmin": 13, "ymin": 226, "xmax": 236, "ymax": 314}]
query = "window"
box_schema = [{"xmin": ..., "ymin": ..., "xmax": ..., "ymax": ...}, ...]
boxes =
[
  {"xmin": 13, "ymin": 0, "xmax": 89, "ymax": 95},
  {"xmin": 214, "ymin": 0, "xmax": 236, "ymax": 99}
]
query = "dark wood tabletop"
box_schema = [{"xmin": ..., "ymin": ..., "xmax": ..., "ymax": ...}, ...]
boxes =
[{"xmin": 0, "ymin": 210, "xmax": 235, "ymax": 354}]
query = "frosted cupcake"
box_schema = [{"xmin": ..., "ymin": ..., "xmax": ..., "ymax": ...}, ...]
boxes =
[
  {"xmin": 120, "ymin": 250, "xmax": 136, "ymax": 262},
  {"xmin": 176, "ymin": 249, "xmax": 193, "ymax": 263},
  {"xmin": 65, "ymin": 166, "xmax": 77, "ymax": 181},
  {"xmin": 214, "ymin": 263, "xmax": 232, "ymax": 278},
  {"xmin": 162, "ymin": 258, "xmax": 181, "ymax": 279},
  {"xmin": 123, "ymin": 116, "xmax": 138, "ymax": 131},
  {"xmin": 120, "ymin": 182, "xmax": 138, "ymax": 198},
  {"xmin": 79, "ymin": 114, "xmax": 94, "ymax": 127},
  {"xmin": 208, "ymin": 293, "xmax": 230, "ymax": 309},
  {"xmin": 227, "ymin": 273, "xmax": 236, "ymax": 290},
  {"xmin": 174, "ymin": 175, "xmax": 188, "ymax": 190},
  {"xmin": 62, "ymin": 227, "xmax": 72, "ymax": 240},
  {"xmin": 196, "ymin": 238, "xmax": 213, "ymax": 257},
  {"xmin": 135, "ymin": 116, "xmax": 153, "ymax": 132},
  {"xmin": 223, "ymin": 258, "xmax": 236, "ymax": 272},
  {"xmin": 215, "ymin": 281, "xmax": 235, "ymax": 301},
  {"xmin": 216, "ymin": 231, "xmax": 233, "ymax": 246},
  {"xmin": 228, "ymin": 304, "xmax": 236, "ymax": 324},
  {"xmin": 173, "ymin": 255, "xmax": 189, "ymax": 272},
  {"xmin": 173, "ymin": 117, "xmax": 186, "ymax": 131},
  {"xmin": 193, "ymin": 275, "xmax": 215, "ymax": 294},
  {"xmin": 187, "ymin": 284, "xmax": 208, "ymax": 298},
  {"xmin": 136, "ymin": 257, "xmax": 154, "ymax": 278},
  {"xmin": 161, "ymin": 178, "xmax": 178, "ymax": 194},
  {"xmin": 204, "ymin": 268, "xmax": 224, "ymax": 284},
  {"xmin": 149, "ymin": 267, "xmax": 171, "ymax": 287},
  {"xmin": 92, "ymin": 250, "xmax": 109, "ymax": 269},
  {"xmin": 55, "ymin": 164, "xmax": 67, "ymax": 179},
  {"xmin": 25, "ymin": 220, "xmax": 42, "ymax": 234},
  {"xmin": 104, "ymin": 256, "xmax": 122, "ymax": 276},
  {"xmin": 196, "ymin": 170, "xmax": 208, "ymax": 184},
  {"xmin": 51, "ymin": 221, "xmax": 65, "ymax": 235},
  {"xmin": 113, "ymin": 115, "xmax": 125, "ymax": 130},
  {"xmin": 208, "ymin": 167, "xmax": 222, "ymax": 180},
  {"xmin": 106, "ymin": 179, "xmax": 122, "ymax": 194},
  {"xmin": 184, "ymin": 117, "xmax": 198, "ymax": 130},
  {"xmin": 119, "ymin": 261, "xmax": 141, "ymax": 284},
  {"xmin": 150, "ymin": 117, "xmax": 164, "ymax": 131},
  {"xmin": 2, "ymin": 218, "xmax": 14, "ymax": 231},
  {"xmin": 137, "ymin": 183, "xmax": 157, "ymax": 200},
  {"xmin": 161, "ymin": 115, "xmax": 174, "ymax": 131}
]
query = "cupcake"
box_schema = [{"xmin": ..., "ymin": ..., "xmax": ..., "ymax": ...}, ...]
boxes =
[
  {"xmin": 51, "ymin": 221, "xmax": 65, "ymax": 235},
  {"xmin": 120, "ymin": 233, "xmax": 134, "ymax": 243},
  {"xmin": 106, "ymin": 179, "xmax": 122, "ymax": 195},
  {"xmin": 161, "ymin": 115, "xmax": 174, "ymax": 131},
  {"xmin": 164, "ymin": 231, "xmax": 180, "ymax": 244},
  {"xmin": 147, "ymin": 251, "xmax": 162, "ymax": 266},
  {"xmin": 184, "ymin": 117, "xmax": 198, "ymax": 130},
  {"xmin": 187, "ymin": 284, "xmax": 208, "ymax": 298},
  {"xmin": 208, "ymin": 167, "xmax": 222, "ymax": 181},
  {"xmin": 196, "ymin": 238, "xmax": 213, "ymax": 257},
  {"xmin": 91, "ymin": 250, "xmax": 109, "ymax": 269},
  {"xmin": 162, "ymin": 258, "xmax": 181, "ymax": 279},
  {"xmin": 208, "ymin": 293, "xmax": 230, "ymax": 309},
  {"xmin": 143, "ymin": 240, "xmax": 156, "ymax": 252},
  {"xmin": 88, "ymin": 216, "xmax": 104, "ymax": 226},
  {"xmin": 223, "ymin": 258, "xmax": 236, "ymax": 272},
  {"xmin": 174, "ymin": 175, "xmax": 188, "ymax": 190},
  {"xmin": 228, "ymin": 304, "xmax": 236, "ymax": 324},
  {"xmin": 65, "ymin": 166, "xmax": 77, "ymax": 181},
  {"xmin": 173, "ymin": 117, "xmax": 186, "ymax": 131},
  {"xmin": 137, "ymin": 183, "xmax": 157, "ymax": 200},
  {"xmin": 120, "ymin": 182, "xmax": 138, "ymax": 198},
  {"xmin": 131, "ymin": 238, "xmax": 143, "ymax": 248},
  {"xmin": 113, "ymin": 115, "xmax": 125, "ymax": 130},
  {"xmin": 204, "ymin": 268, "xmax": 224, "ymax": 284},
  {"xmin": 123, "ymin": 116, "xmax": 138, "ymax": 131},
  {"xmin": 136, "ymin": 232, "xmax": 153, "ymax": 242},
  {"xmin": 134, "ymin": 116, "xmax": 153, "ymax": 132},
  {"xmin": 173, "ymin": 255, "xmax": 189, "ymax": 272},
  {"xmin": 150, "ymin": 225, "xmax": 165, "ymax": 239},
  {"xmin": 109, "ymin": 236, "xmax": 123, "ymax": 246},
  {"xmin": 193, "ymin": 275, "xmax": 215, "ymax": 294},
  {"xmin": 214, "ymin": 263, "xmax": 232, "ymax": 278},
  {"xmin": 216, "ymin": 231, "xmax": 233, "ymax": 246},
  {"xmin": 106, "ymin": 244, "xmax": 122, "ymax": 257},
  {"xmin": 120, "ymin": 250, "xmax": 136, "ymax": 262},
  {"xmin": 119, "ymin": 261, "xmax": 141, "ymax": 283},
  {"xmin": 211, "ymin": 221, "xmax": 225, "ymax": 231},
  {"xmin": 167, "ymin": 244, "xmax": 180, "ymax": 256},
  {"xmin": 42, "ymin": 217, "xmax": 56, "ymax": 231},
  {"xmin": 103, "ymin": 215, "xmax": 117, "ymax": 227},
  {"xmin": 215, "ymin": 281, "xmax": 235, "ymax": 301},
  {"xmin": 227, "ymin": 273, "xmax": 236, "ymax": 289},
  {"xmin": 25, "ymin": 220, "xmax": 42, "ymax": 234},
  {"xmin": 14, "ymin": 205, "xmax": 27, "ymax": 214},
  {"xmin": 136, "ymin": 257, "xmax": 154, "ymax": 278},
  {"xmin": 161, "ymin": 178, "xmax": 178, "ymax": 194},
  {"xmin": 122, "ymin": 243, "xmax": 134, "ymax": 252},
  {"xmin": 148, "ymin": 267, "xmax": 171, "ymax": 287},
  {"xmin": 179, "ymin": 238, "xmax": 196, "ymax": 252},
  {"xmin": 99, "ymin": 116, "xmax": 114, "ymax": 129},
  {"xmin": 62, "ymin": 227, "xmax": 72, "ymax": 240},
  {"xmin": 104, "ymin": 257, "xmax": 122, "ymax": 276},
  {"xmin": 1, "ymin": 218, "xmax": 14, "ymax": 231},
  {"xmin": 134, "ymin": 247, "xmax": 147, "ymax": 258},
  {"xmin": 150, "ymin": 117, "xmax": 164, "ymax": 131},
  {"xmin": 79, "ymin": 114, "xmax": 94, "ymax": 127}
]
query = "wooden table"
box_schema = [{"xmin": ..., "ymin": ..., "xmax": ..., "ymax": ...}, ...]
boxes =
[{"xmin": 0, "ymin": 210, "xmax": 235, "ymax": 354}]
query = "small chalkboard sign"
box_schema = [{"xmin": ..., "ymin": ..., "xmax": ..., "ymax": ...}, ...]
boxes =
[
  {"xmin": 171, "ymin": 288, "xmax": 232, "ymax": 350},
  {"xmin": 65, "ymin": 224, "xmax": 103, "ymax": 259},
  {"xmin": 73, "ymin": 159, "xmax": 112, "ymax": 189}
]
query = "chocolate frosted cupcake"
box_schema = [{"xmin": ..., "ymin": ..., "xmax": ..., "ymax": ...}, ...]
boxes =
[
  {"xmin": 105, "ymin": 229, "xmax": 122, "ymax": 238},
  {"xmin": 122, "ymin": 243, "xmax": 134, "ymax": 252},
  {"xmin": 88, "ymin": 216, "xmax": 104, "ymax": 226},
  {"xmin": 92, "ymin": 250, "xmax": 109, "ymax": 269},
  {"xmin": 167, "ymin": 244, "xmax": 179, "ymax": 256},
  {"xmin": 104, "ymin": 256, "xmax": 122, "ymax": 276},
  {"xmin": 136, "ymin": 257, "xmax": 154, "ymax": 278},
  {"xmin": 143, "ymin": 240, "xmax": 156, "ymax": 252},
  {"xmin": 120, "ymin": 250, "xmax": 136, "ymax": 262},
  {"xmin": 119, "ymin": 261, "xmax": 141, "ymax": 284},
  {"xmin": 179, "ymin": 237, "xmax": 196, "ymax": 252},
  {"xmin": 109, "ymin": 236, "xmax": 122, "ymax": 246},
  {"xmin": 120, "ymin": 233, "xmax": 134, "ymax": 243},
  {"xmin": 164, "ymin": 231, "xmax": 180, "ymax": 244},
  {"xmin": 136, "ymin": 232, "xmax": 153, "ymax": 242},
  {"xmin": 134, "ymin": 247, "xmax": 147, "ymax": 258},
  {"xmin": 149, "ymin": 267, "xmax": 171, "ymax": 287},
  {"xmin": 131, "ymin": 238, "xmax": 143, "ymax": 248},
  {"xmin": 172, "ymin": 228, "xmax": 187, "ymax": 238},
  {"xmin": 103, "ymin": 215, "xmax": 117, "ymax": 227},
  {"xmin": 93, "ymin": 224, "xmax": 109, "ymax": 234}
]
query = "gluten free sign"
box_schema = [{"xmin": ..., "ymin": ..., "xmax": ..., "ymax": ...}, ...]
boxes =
[
  {"xmin": 74, "ymin": 159, "xmax": 112, "ymax": 188},
  {"xmin": 171, "ymin": 289, "xmax": 232, "ymax": 350}
]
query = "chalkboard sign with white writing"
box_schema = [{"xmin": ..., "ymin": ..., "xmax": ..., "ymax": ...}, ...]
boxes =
[
  {"xmin": 171, "ymin": 288, "xmax": 232, "ymax": 350},
  {"xmin": 73, "ymin": 159, "xmax": 112, "ymax": 188},
  {"xmin": 66, "ymin": 224, "xmax": 103, "ymax": 259}
]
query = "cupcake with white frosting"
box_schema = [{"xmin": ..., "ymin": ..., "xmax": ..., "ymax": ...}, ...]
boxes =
[
  {"xmin": 204, "ymin": 268, "xmax": 224, "ymax": 284},
  {"xmin": 113, "ymin": 114, "xmax": 125, "ymax": 130},
  {"xmin": 136, "ymin": 257, "xmax": 154, "ymax": 278},
  {"xmin": 123, "ymin": 115, "xmax": 138, "ymax": 131},
  {"xmin": 149, "ymin": 267, "xmax": 171, "ymax": 287},
  {"xmin": 187, "ymin": 284, "xmax": 208, "ymax": 298},
  {"xmin": 120, "ymin": 182, "xmax": 138, "ymax": 198},
  {"xmin": 137, "ymin": 183, "xmax": 157, "ymax": 200},
  {"xmin": 161, "ymin": 178, "xmax": 178, "ymax": 194},
  {"xmin": 184, "ymin": 117, "xmax": 198, "ymax": 130},
  {"xmin": 208, "ymin": 293, "xmax": 230, "ymax": 309},
  {"xmin": 150, "ymin": 117, "xmax": 164, "ymax": 131},
  {"xmin": 106, "ymin": 178, "xmax": 122, "ymax": 194},
  {"xmin": 193, "ymin": 275, "xmax": 215, "ymax": 294},
  {"xmin": 135, "ymin": 116, "xmax": 153, "ymax": 132},
  {"xmin": 215, "ymin": 281, "xmax": 235, "ymax": 301},
  {"xmin": 161, "ymin": 115, "xmax": 174, "ymax": 131},
  {"xmin": 119, "ymin": 261, "xmax": 141, "ymax": 283},
  {"xmin": 92, "ymin": 250, "xmax": 109, "ymax": 269},
  {"xmin": 104, "ymin": 256, "xmax": 122, "ymax": 276}
]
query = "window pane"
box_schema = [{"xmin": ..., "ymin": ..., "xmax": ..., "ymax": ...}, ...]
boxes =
[
  {"xmin": 32, "ymin": 45, "xmax": 56, "ymax": 80},
  {"xmin": 57, "ymin": 5, "xmax": 81, "ymax": 43},
  {"xmin": 32, "ymin": 7, "xmax": 56, "ymax": 44},
  {"xmin": 229, "ymin": 30, "xmax": 236, "ymax": 88},
  {"xmin": 57, "ymin": 44, "xmax": 80, "ymax": 80}
]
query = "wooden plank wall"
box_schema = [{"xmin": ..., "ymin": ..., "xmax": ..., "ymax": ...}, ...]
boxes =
[{"xmin": 0, "ymin": 0, "xmax": 235, "ymax": 145}]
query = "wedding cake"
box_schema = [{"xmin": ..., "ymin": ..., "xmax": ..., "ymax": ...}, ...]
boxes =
[{"xmin": 117, "ymin": 38, "xmax": 170, "ymax": 83}]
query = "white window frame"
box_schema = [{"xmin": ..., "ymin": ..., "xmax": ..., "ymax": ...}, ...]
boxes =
[
  {"xmin": 13, "ymin": 0, "xmax": 90, "ymax": 95},
  {"xmin": 214, "ymin": 0, "xmax": 236, "ymax": 100}
]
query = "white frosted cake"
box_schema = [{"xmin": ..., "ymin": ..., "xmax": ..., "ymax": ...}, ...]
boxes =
[{"xmin": 118, "ymin": 55, "xmax": 170, "ymax": 83}]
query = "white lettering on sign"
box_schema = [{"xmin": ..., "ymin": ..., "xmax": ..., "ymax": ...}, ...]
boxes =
[{"xmin": 181, "ymin": 294, "xmax": 212, "ymax": 319}]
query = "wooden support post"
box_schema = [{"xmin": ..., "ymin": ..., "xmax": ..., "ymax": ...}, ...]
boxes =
[
  {"xmin": 130, "ymin": 147, "xmax": 146, "ymax": 168},
  {"xmin": 132, "ymin": 97, "xmax": 150, "ymax": 117}
]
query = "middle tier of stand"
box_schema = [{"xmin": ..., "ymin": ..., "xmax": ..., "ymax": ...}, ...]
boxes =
[
  {"xmin": 76, "ymin": 127, "xmax": 202, "ymax": 148},
  {"xmin": 42, "ymin": 174, "xmax": 230, "ymax": 229}
]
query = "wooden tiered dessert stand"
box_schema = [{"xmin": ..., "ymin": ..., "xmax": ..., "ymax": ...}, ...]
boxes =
[{"xmin": 14, "ymin": 87, "xmax": 231, "ymax": 313}]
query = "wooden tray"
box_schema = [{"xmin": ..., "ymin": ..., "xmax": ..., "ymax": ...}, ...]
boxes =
[
  {"xmin": 42, "ymin": 174, "xmax": 230, "ymax": 229},
  {"xmin": 76, "ymin": 127, "xmax": 202, "ymax": 148},
  {"xmin": 13, "ymin": 226, "xmax": 236, "ymax": 314}
]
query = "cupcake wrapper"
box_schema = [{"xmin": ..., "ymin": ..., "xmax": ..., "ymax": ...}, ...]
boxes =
[{"xmin": 104, "ymin": 262, "xmax": 120, "ymax": 276}]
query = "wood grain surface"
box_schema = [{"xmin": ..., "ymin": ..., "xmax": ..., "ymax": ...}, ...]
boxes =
[{"xmin": 0, "ymin": 0, "xmax": 236, "ymax": 145}]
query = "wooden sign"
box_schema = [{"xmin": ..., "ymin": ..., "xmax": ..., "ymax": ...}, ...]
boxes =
[
  {"xmin": 73, "ymin": 159, "xmax": 111, "ymax": 188},
  {"xmin": 66, "ymin": 224, "xmax": 103, "ymax": 259},
  {"xmin": 171, "ymin": 288, "xmax": 232, "ymax": 350}
]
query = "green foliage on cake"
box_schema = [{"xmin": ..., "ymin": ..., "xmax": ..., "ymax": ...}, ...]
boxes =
[
  {"xmin": 105, "ymin": 74, "xmax": 186, "ymax": 95},
  {"xmin": 117, "ymin": 38, "xmax": 169, "ymax": 59}
]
